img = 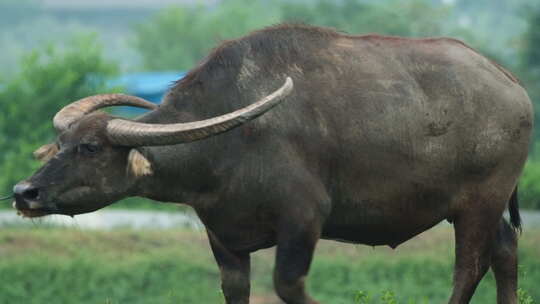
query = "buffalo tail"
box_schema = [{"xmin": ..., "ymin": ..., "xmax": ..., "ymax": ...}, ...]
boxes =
[{"xmin": 509, "ymin": 187, "xmax": 522, "ymax": 233}]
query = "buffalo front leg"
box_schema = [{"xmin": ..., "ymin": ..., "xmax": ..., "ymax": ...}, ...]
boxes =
[
  {"xmin": 273, "ymin": 216, "xmax": 321, "ymax": 304},
  {"xmin": 270, "ymin": 166, "xmax": 329, "ymax": 304},
  {"xmin": 207, "ymin": 230, "xmax": 251, "ymax": 304},
  {"xmin": 491, "ymin": 219, "xmax": 518, "ymax": 304}
]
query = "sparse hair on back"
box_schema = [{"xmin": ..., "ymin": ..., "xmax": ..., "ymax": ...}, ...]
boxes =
[{"xmin": 175, "ymin": 23, "xmax": 340, "ymax": 89}]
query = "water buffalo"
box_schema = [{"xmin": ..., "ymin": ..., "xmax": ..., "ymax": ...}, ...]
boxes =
[{"xmin": 13, "ymin": 24, "xmax": 532, "ymax": 304}]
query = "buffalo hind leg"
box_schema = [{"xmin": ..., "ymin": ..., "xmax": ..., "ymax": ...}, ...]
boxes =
[
  {"xmin": 207, "ymin": 230, "xmax": 251, "ymax": 304},
  {"xmin": 491, "ymin": 219, "xmax": 518, "ymax": 304},
  {"xmin": 273, "ymin": 217, "xmax": 321, "ymax": 304},
  {"xmin": 449, "ymin": 210, "xmax": 499, "ymax": 304}
]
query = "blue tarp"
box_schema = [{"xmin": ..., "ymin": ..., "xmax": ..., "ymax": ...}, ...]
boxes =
[{"xmin": 110, "ymin": 71, "xmax": 185, "ymax": 114}]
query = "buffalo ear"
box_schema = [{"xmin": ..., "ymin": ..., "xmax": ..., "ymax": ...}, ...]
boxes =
[
  {"xmin": 127, "ymin": 149, "xmax": 153, "ymax": 177},
  {"xmin": 33, "ymin": 143, "xmax": 59, "ymax": 163}
]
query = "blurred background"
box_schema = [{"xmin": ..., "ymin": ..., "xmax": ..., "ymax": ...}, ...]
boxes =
[{"xmin": 0, "ymin": 0, "xmax": 539, "ymax": 303}]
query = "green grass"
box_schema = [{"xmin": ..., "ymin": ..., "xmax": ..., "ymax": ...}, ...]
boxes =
[
  {"xmin": 0, "ymin": 229, "xmax": 222, "ymax": 304},
  {"xmin": 306, "ymin": 227, "xmax": 540, "ymax": 304},
  {"xmin": 0, "ymin": 226, "xmax": 538, "ymax": 304}
]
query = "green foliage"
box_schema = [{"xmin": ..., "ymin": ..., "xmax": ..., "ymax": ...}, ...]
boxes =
[
  {"xmin": 519, "ymin": 160, "xmax": 540, "ymax": 210},
  {"xmin": 0, "ymin": 227, "xmax": 538, "ymax": 304},
  {"xmin": 355, "ymin": 291, "xmax": 372, "ymax": 304},
  {"xmin": 132, "ymin": 5, "xmax": 207, "ymax": 71},
  {"xmin": 132, "ymin": 0, "xmax": 281, "ymax": 71},
  {"xmin": 380, "ymin": 290, "xmax": 398, "ymax": 304},
  {"xmin": 0, "ymin": 35, "xmax": 179, "ymax": 211},
  {"xmin": 307, "ymin": 244, "xmax": 540, "ymax": 303},
  {"xmin": 520, "ymin": 8, "xmax": 540, "ymax": 144},
  {"xmin": 2, "ymin": 255, "xmax": 221, "ymax": 304},
  {"xmin": 353, "ymin": 288, "xmax": 536, "ymax": 304},
  {"xmin": 132, "ymin": 0, "xmax": 453, "ymax": 72},
  {"xmin": 281, "ymin": 0, "xmax": 450, "ymax": 37},
  {"xmin": 523, "ymin": 9, "xmax": 540, "ymax": 73},
  {"xmin": 519, "ymin": 288, "xmax": 536, "ymax": 304},
  {"xmin": 0, "ymin": 229, "xmax": 222, "ymax": 304},
  {"xmin": 0, "ymin": 34, "xmax": 118, "ymax": 196},
  {"xmin": 354, "ymin": 290, "xmax": 427, "ymax": 304}
]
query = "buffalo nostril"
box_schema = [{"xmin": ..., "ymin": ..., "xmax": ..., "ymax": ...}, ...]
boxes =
[
  {"xmin": 23, "ymin": 188, "xmax": 39, "ymax": 200},
  {"xmin": 13, "ymin": 183, "xmax": 40, "ymax": 201}
]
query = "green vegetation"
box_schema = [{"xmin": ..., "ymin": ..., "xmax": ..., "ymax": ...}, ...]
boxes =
[
  {"xmin": 0, "ymin": 35, "xmax": 118, "ymax": 197},
  {"xmin": 522, "ymin": 7, "xmax": 540, "ymax": 131},
  {"xmin": 0, "ymin": 33, "xmax": 178, "ymax": 211},
  {"xmin": 280, "ymin": 0, "xmax": 451, "ymax": 37},
  {"xmin": 518, "ymin": 8, "xmax": 540, "ymax": 209},
  {"xmin": 522, "ymin": 8, "xmax": 540, "ymax": 72},
  {"xmin": 129, "ymin": 0, "xmax": 531, "ymax": 74},
  {"xmin": 0, "ymin": 228, "xmax": 222, "ymax": 304},
  {"xmin": 132, "ymin": 0, "xmax": 281, "ymax": 71},
  {"xmin": 132, "ymin": 0, "xmax": 454, "ymax": 71},
  {"xmin": 519, "ymin": 159, "xmax": 540, "ymax": 210},
  {"xmin": 0, "ymin": 226, "xmax": 537, "ymax": 303}
]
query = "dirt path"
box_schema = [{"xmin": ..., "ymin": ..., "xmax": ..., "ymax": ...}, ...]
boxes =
[
  {"xmin": 251, "ymin": 295, "xmax": 283, "ymax": 304},
  {"xmin": 0, "ymin": 209, "xmax": 203, "ymax": 229}
]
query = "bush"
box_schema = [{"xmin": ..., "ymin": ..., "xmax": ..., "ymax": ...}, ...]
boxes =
[
  {"xmin": 1, "ymin": 227, "xmax": 538, "ymax": 304},
  {"xmin": 0, "ymin": 34, "xmax": 118, "ymax": 196},
  {"xmin": 0, "ymin": 34, "xmax": 182, "ymax": 211},
  {"xmin": 132, "ymin": 0, "xmax": 453, "ymax": 72},
  {"xmin": 519, "ymin": 160, "xmax": 540, "ymax": 210},
  {"xmin": 132, "ymin": 0, "xmax": 281, "ymax": 71},
  {"xmin": 281, "ymin": 0, "xmax": 450, "ymax": 37}
]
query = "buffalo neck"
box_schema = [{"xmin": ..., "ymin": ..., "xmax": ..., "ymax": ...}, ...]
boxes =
[{"xmin": 131, "ymin": 104, "xmax": 224, "ymax": 206}]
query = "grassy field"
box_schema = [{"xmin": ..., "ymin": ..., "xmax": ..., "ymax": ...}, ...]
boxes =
[{"xmin": 0, "ymin": 225, "xmax": 538, "ymax": 304}]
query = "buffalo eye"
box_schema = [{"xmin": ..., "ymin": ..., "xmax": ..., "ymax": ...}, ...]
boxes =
[{"xmin": 79, "ymin": 143, "xmax": 100, "ymax": 155}]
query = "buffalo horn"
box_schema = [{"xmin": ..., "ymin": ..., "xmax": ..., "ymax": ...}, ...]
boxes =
[
  {"xmin": 106, "ymin": 77, "xmax": 293, "ymax": 146},
  {"xmin": 53, "ymin": 94, "xmax": 157, "ymax": 132}
]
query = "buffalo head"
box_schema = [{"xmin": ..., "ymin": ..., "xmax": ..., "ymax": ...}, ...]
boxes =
[{"xmin": 13, "ymin": 77, "xmax": 293, "ymax": 217}]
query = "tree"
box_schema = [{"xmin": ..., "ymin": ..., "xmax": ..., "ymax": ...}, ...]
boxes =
[
  {"xmin": 281, "ymin": 0, "xmax": 450, "ymax": 37},
  {"xmin": 523, "ymin": 8, "xmax": 540, "ymax": 77},
  {"xmin": 132, "ymin": 0, "xmax": 454, "ymax": 72},
  {"xmin": 516, "ymin": 8, "xmax": 540, "ymax": 210},
  {"xmin": 517, "ymin": 7, "xmax": 540, "ymax": 143},
  {"xmin": 132, "ymin": 0, "xmax": 281, "ymax": 71},
  {"xmin": 0, "ymin": 35, "xmax": 118, "ymax": 195}
]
